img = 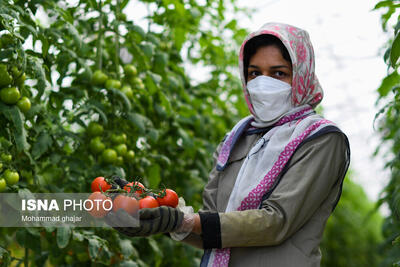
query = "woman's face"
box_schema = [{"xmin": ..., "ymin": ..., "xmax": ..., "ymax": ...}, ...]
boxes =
[{"xmin": 247, "ymin": 45, "xmax": 293, "ymax": 85}]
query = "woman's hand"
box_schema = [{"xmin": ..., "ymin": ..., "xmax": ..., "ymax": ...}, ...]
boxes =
[{"xmin": 105, "ymin": 206, "xmax": 184, "ymax": 237}]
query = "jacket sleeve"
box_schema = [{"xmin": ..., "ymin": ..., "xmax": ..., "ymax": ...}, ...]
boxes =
[{"xmin": 199, "ymin": 132, "xmax": 349, "ymax": 249}]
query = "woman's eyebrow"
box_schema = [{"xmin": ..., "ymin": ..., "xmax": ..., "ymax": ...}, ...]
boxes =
[
  {"xmin": 270, "ymin": 65, "xmax": 291, "ymax": 69},
  {"xmin": 248, "ymin": 64, "xmax": 291, "ymax": 69},
  {"xmin": 248, "ymin": 64, "xmax": 260, "ymax": 69}
]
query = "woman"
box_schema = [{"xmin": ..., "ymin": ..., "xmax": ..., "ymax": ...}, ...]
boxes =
[{"xmin": 106, "ymin": 22, "xmax": 350, "ymax": 267}]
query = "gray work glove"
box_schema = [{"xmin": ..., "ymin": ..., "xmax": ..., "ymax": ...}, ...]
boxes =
[{"xmin": 105, "ymin": 206, "xmax": 184, "ymax": 237}]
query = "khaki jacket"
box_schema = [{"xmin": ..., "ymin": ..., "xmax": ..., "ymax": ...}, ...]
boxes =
[{"xmin": 183, "ymin": 129, "xmax": 350, "ymax": 267}]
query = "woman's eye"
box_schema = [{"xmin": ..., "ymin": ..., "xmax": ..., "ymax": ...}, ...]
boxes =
[
  {"xmin": 274, "ymin": 71, "xmax": 286, "ymax": 78},
  {"xmin": 249, "ymin": 70, "xmax": 260, "ymax": 77}
]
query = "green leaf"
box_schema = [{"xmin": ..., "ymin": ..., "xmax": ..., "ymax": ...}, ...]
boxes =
[
  {"xmin": 374, "ymin": 0, "xmax": 394, "ymax": 9},
  {"xmin": 144, "ymin": 72, "xmax": 159, "ymax": 95},
  {"xmin": 109, "ymin": 88, "xmax": 131, "ymax": 110},
  {"xmin": 391, "ymin": 31, "xmax": 400, "ymax": 67},
  {"xmin": 119, "ymin": 239, "xmax": 136, "ymax": 258},
  {"xmin": 27, "ymin": 55, "xmax": 47, "ymax": 99},
  {"xmin": 392, "ymin": 235, "xmax": 400, "ymax": 245},
  {"xmin": 18, "ymin": 188, "xmax": 35, "ymax": 200},
  {"xmin": 88, "ymin": 238, "xmax": 101, "ymax": 260},
  {"xmin": 72, "ymin": 230, "xmax": 84, "ymax": 242},
  {"xmin": 140, "ymin": 42, "xmax": 155, "ymax": 60},
  {"xmin": 130, "ymin": 24, "xmax": 146, "ymax": 39},
  {"xmin": 0, "ymin": 103, "xmax": 30, "ymax": 152},
  {"xmin": 0, "ymin": 246, "xmax": 11, "ymax": 266},
  {"xmin": 32, "ymin": 132, "xmax": 53, "ymax": 159},
  {"xmin": 56, "ymin": 227, "xmax": 71, "ymax": 249},
  {"xmin": 119, "ymin": 260, "xmax": 139, "ymax": 267},
  {"xmin": 377, "ymin": 71, "xmax": 400, "ymax": 97},
  {"xmin": 147, "ymin": 237, "xmax": 163, "ymax": 258},
  {"xmin": 126, "ymin": 112, "xmax": 152, "ymax": 134},
  {"xmin": 173, "ymin": 27, "xmax": 186, "ymax": 50},
  {"xmin": 147, "ymin": 163, "xmax": 161, "ymax": 188}
]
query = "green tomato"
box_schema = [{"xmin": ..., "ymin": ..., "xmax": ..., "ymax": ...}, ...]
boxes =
[
  {"xmin": 123, "ymin": 64, "xmax": 137, "ymax": 77},
  {"xmin": 4, "ymin": 169, "xmax": 19, "ymax": 186},
  {"xmin": 0, "ymin": 34, "xmax": 14, "ymax": 49},
  {"xmin": 92, "ymin": 70, "xmax": 108, "ymax": 86},
  {"xmin": 0, "ymin": 87, "xmax": 20, "ymax": 104},
  {"xmin": 0, "ymin": 178, "xmax": 6, "ymax": 192},
  {"xmin": 11, "ymin": 66, "xmax": 21, "ymax": 78},
  {"xmin": 111, "ymin": 133, "xmax": 127, "ymax": 144},
  {"xmin": 1, "ymin": 153, "xmax": 12, "ymax": 163},
  {"xmin": 129, "ymin": 77, "xmax": 142, "ymax": 86},
  {"xmin": 114, "ymin": 143, "xmax": 127, "ymax": 156},
  {"xmin": 101, "ymin": 149, "xmax": 117, "ymax": 164},
  {"xmin": 65, "ymin": 255, "xmax": 74, "ymax": 265},
  {"xmin": 89, "ymin": 137, "xmax": 105, "ymax": 154},
  {"xmin": 87, "ymin": 122, "xmax": 104, "ymax": 137},
  {"xmin": 21, "ymin": 170, "xmax": 34, "ymax": 185},
  {"xmin": 15, "ymin": 73, "xmax": 26, "ymax": 88},
  {"xmin": 105, "ymin": 79, "xmax": 121, "ymax": 90},
  {"xmin": 117, "ymin": 13, "xmax": 127, "ymax": 21},
  {"xmin": 125, "ymin": 150, "xmax": 135, "ymax": 161},
  {"xmin": 121, "ymin": 85, "xmax": 133, "ymax": 99},
  {"xmin": 0, "ymin": 64, "xmax": 13, "ymax": 88},
  {"xmin": 17, "ymin": 96, "xmax": 31, "ymax": 113},
  {"xmin": 116, "ymin": 156, "xmax": 124, "ymax": 166},
  {"xmin": 0, "ymin": 162, "xmax": 3, "ymax": 171}
]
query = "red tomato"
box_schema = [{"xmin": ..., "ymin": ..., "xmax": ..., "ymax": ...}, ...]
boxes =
[
  {"xmin": 113, "ymin": 194, "xmax": 139, "ymax": 215},
  {"xmin": 157, "ymin": 189, "xmax": 179, "ymax": 208},
  {"xmin": 91, "ymin": 177, "xmax": 111, "ymax": 192},
  {"xmin": 139, "ymin": 196, "xmax": 159, "ymax": 209},
  {"xmin": 87, "ymin": 192, "xmax": 112, "ymax": 218},
  {"xmin": 124, "ymin": 181, "xmax": 145, "ymax": 195}
]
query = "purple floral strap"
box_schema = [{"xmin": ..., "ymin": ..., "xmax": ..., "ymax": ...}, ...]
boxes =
[{"xmin": 216, "ymin": 117, "xmax": 253, "ymax": 171}]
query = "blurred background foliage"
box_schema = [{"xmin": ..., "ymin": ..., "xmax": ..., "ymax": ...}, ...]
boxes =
[
  {"xmin": 0, "ymin": 0, "xmax": 388, "ymax": 266},
  {"xmin": 374, "ymin": 1, "xmax": 400, "ymax": 266}
]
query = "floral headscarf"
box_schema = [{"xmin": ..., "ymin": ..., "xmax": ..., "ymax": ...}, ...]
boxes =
[{"xmin": 239, "ymin": 22, "xmax": 323, "ymax": 115}]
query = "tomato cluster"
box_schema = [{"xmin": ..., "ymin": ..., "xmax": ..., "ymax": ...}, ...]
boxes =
[
  {"xmin": 0, "ymin": 33, "xmax": 32, "ymax": 192},
  {"xmin": 0, "ymin": 153, "xmax": 19, "ymax": 192},
  {"xmin": 84, "ymin": 64, "xmax": 144, "ymax": 167},
  {"xmin": 88, "ymin": 176, "xmax": 179, "ymax": 218},
  {"xmin": 0, "ymin": 35, "xmax": 31, "ymax": 113}
]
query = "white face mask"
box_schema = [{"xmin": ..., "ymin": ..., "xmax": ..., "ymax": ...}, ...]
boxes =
[{"xmin": 247, "ymin": 75, "xmax": 293, "ymax": 123}]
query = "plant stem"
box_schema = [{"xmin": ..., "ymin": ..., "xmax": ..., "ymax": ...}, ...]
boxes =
[
  {"xmin": 96, "ymin": 0, "xmax": 103, "ymax": 70},
  {"xmin": 24, "ymin": 247, "xmax": 29, "ymax": 267},
  {"xmin": 115, "ymin": 0, "xmax": 120, "ymax": 79}
]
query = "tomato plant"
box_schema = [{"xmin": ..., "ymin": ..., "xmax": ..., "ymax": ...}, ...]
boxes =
[
  {"xmin": 157, "ymin": 189, "xmax": 179, "ymax": 208},
  {"xmin": 0, "ymin": 0, "xmax": 249, "ymax": 266}
]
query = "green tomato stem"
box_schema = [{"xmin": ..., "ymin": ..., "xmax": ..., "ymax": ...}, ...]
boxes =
[
  {"xmin": 96, "ymin": 0, "xmax": 103, "ymax": 70},
  {"xmin": 114, "ymin": 0, "xmax": 120, "ymax": 79}
]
